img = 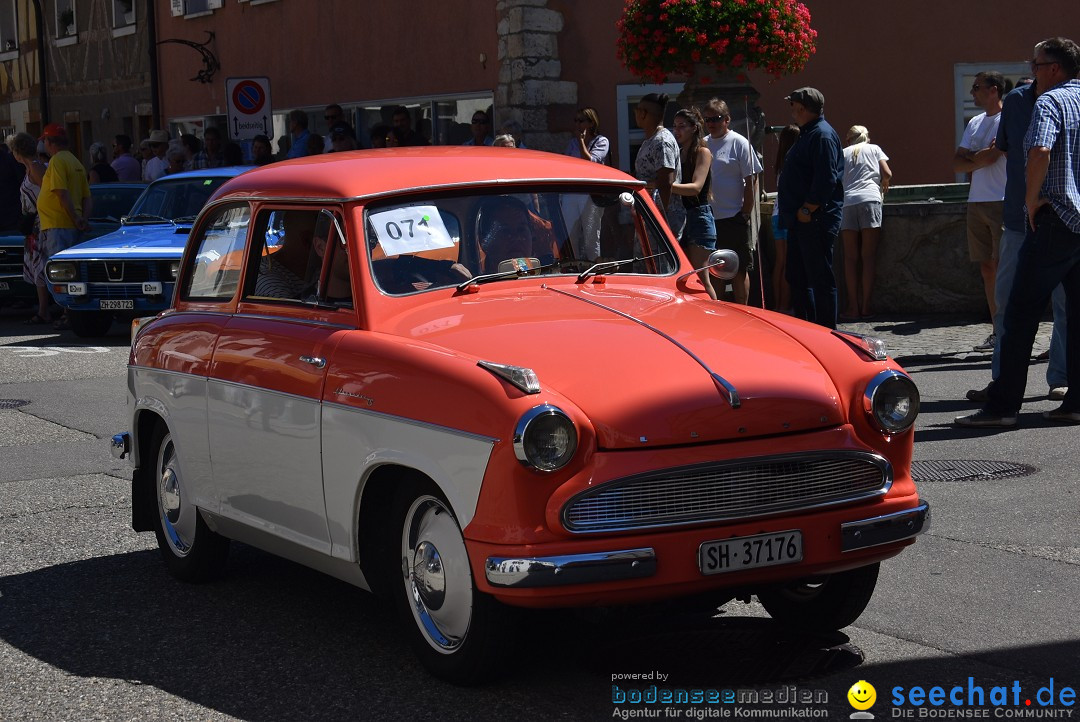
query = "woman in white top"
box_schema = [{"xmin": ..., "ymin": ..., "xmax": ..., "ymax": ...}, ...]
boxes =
[{"xmin": 840, "ymin": 125, "xmax": 892, "ymax": 320}]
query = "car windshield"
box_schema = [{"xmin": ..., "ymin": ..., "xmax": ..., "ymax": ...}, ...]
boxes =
[
  {"xmin": 124, "ymin": 176, "xmax": 231, "ymax": 224},
  {"xmin": 90, "ymin": 185, "xmax": 143, "ymax": 221},
  {"xmin": 364, "ymin": 187, "xmax": 677, "ymax": 295}
]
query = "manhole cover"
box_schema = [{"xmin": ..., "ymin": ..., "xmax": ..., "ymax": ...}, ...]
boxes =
[
  {"xmin": 911, "ymin": 459, "xmax": 1035, "ymax": 483},
  {"xmin": 0, "ymin": 399, "xmax": 30, "ymax": 410}
]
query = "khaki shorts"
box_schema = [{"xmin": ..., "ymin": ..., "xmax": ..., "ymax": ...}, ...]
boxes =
[{"xmin": 967, "ymin": 201, "xmax": 1003, "ymax": 262}]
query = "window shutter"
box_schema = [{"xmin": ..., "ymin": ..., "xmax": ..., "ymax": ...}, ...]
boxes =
[{"xmin": 170, "ymin": 0, "xmax": 184, "ymax": 16}]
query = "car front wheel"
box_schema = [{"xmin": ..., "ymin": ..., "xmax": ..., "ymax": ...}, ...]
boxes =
[
  {"xmin": 150, "ymin": 424, "xmax": 229, "ymax": 582},
  {"xmin": 392, "ymin": 482, "xmax": 511, "ymax": 685},
  {"xmin": 757, "ymin": 562, "xmax": 880, "ymax": 632}
]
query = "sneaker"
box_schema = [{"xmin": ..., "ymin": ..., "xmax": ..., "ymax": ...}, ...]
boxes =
[
  {"xmin": 972, "ymin": 334, "xmax": 996, "ymax": 352},
  {"xmin": 1043, "ymin": 407, "xmax": 1080, "ymax": 424},
  {"xmin": 1049, "ymin": 386, "xmax": 1068, "ymax": 401},
  {"xmin": 966, "ymin": 382, "xmax": 992, "ymax": 402},
  {"xmin": 954, "ymin": 409, "xmax": 1018, "ymax": 428}
]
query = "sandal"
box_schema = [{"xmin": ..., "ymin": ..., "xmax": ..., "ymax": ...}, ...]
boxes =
[{"xmin": 22, "ymin": 314, "xmax": 50, "ymax": 325}]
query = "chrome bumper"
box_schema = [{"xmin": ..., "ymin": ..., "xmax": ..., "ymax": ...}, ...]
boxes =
[
  {"xmin": 841, "ymin": 501, "xmax": 930, "ymax": 552},
  {"xmin": 110, "ymin": 432, "xmax": 131, "ymax": 460},
  {"xmin": 485, "ymin": 547, "xmax": 656, "ymax": 588}
]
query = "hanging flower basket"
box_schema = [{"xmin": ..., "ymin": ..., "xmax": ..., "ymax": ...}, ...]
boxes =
[{"xmin": 615, "ymin": 0, "xmax": 818, "ymax": 85}]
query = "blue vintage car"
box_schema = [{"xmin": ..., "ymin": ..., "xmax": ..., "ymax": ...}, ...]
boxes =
[
  {"xmin": 0, "ymin": 182, "xmax": 145, "ymax": 309},
  {"xmin": 46, "ymin": 167, "xmax": 249, "ymax": 337}
]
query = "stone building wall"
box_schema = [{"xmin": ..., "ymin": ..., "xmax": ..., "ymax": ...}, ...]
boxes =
[{"xmin": 496, "ymin": 0, "xmax": 575, "ymax": 152}]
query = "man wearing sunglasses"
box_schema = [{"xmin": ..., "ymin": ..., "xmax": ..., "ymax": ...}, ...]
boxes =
[
  {"xmin": 957, "ymin": 37, "xmax": 1080, "ymax": 428},
  {"xmin": 954, "ymin": 71, "xmax": 1007, "ymax": 353}
]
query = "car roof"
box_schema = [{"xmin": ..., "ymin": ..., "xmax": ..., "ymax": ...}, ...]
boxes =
[
  {"xmin": 151, "ymin": 166, "xmax": 252, "ymax": 183},
  {"xmin": 212, "ymin": 147, "xmax": 639, "ymax": 202}
]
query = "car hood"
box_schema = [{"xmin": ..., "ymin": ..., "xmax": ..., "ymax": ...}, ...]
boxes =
[
  {"xmin": 51, "ymin": 224, "xmax": 190, "ymax": 260},
  {"xmin": 383, "ymin": 284, "xmax": 845, "ymax": 448}
]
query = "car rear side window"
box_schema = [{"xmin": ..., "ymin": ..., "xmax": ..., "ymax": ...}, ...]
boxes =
[{"xmin": 181, "ymin": 202, "xmax": 251, "ymax": 301}]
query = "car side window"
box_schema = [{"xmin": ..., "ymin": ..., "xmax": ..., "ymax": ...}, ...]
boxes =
[
  {"xmin": 245, "ymin": 209, "xmax": 323, "ymax": 302},
  {"xmin": 181, "ymin": 202, "xmax": 251, "ymax": 301}
]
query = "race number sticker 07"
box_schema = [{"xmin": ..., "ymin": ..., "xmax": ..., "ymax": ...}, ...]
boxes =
[{"xmin": 369, "ymin": 206, "xmax": 456, "ymax": 257}]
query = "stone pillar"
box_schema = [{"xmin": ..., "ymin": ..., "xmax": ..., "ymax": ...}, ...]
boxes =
[{"xmin": 496, "ymin": 0, "xmax": 576, "ymax": 153}]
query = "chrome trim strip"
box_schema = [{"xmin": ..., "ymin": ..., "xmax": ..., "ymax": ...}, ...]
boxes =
[
  {"xmin": 110, "ymin": 432, "xmax": 131, "ymax": 459},
  {"xmin": 485, "ymin": 547, "xmax": 656, "ymax": 588},
  {"xmin": 544, "ymin": 286, "xmax": 741, "ymax": 408},
  {"xmin": 562, "ymin": 450, "xmax": 893, "ymax": 534},
  {"xmin": 841, "ymin": 501, "xmax": 930, "ymax": 552},
  {"xmin": 131, "ymin": 309, "xmax": 356, "ymax": 330},
  {"xmin": 128, "ymin": 365, "xmax": 498, "ymax": 445}
]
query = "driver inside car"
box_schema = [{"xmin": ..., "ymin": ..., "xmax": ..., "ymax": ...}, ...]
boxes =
[{"xmin": 480, "ymin": 196, "xmax": 538, "ymax": 273}]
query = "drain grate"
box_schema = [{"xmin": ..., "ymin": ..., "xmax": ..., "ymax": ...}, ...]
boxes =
[
  {"xmin": 911, "ymin": 459, "xmax": 1035, "ymax": 483},
  {"xmin": 0, "ymin": 399, "xmax": 30, "ymax": 410}
]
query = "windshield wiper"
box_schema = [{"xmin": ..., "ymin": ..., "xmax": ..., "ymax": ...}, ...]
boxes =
[
  {"xmin": 172, "ymin": 215, "xmax": 199, "ymax": 224},
  {"xmin": 456, "ymin": 261, "xmax": 555, "ymax": 291},
  {"xmin": 577, "ymin": 252, "xmax": 669, "ymax": 282},
  {"xmin": 122, "ymin": 213, "xmax": 172, "ymax": 225}
]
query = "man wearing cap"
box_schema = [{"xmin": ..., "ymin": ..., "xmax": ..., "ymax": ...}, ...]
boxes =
[
  {"xmin": 777, "ymin": 87, "xmax": 844, "ymax": 328},
  {"xmin": 328, "ymin": 122, "xmax": 357, "ymax": 152},
  {"xmin": 143, "ymin": 129, "xmax": 170, "ymax": 181},
  {"xmin": 37, "ymin": 124, "xmax": 92, "ymax": 283}
]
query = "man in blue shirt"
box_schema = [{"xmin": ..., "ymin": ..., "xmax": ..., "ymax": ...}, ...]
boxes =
[
  {"xmin": 777, "ymin": 87, "xmax": 844, "ymax": 329},
  {"xmin": 957, "ymin": 37, "xmax": 1080, "ymax": 427},
  {"xmin": 286, "ymin": 110, "xmax": 312, "ymax": 159}
]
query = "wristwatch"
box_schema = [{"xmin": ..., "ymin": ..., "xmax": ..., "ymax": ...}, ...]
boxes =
[{"xmin": 799, "ymin": 207, "xmax": 811, "ymax": 217}]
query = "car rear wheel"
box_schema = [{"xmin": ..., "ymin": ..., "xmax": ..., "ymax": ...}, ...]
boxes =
[
  {"xmin": 150, "ymin": 424, "xmax": 229, "ymax": 582},
  {"xmin": 67, "ymin": 310, "xmax": 113, "ymax": 338},
  {"xmin": 392, "ymin": 481, "xmax": 511, "ymax": 685},
  {"xmin": 757, "ymin": 562, "xmax": 880, "ymax": 632}
]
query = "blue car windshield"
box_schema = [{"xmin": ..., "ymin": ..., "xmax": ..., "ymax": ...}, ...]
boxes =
[{"xmin": 126, "ymin": 177, "xmax": 230, "ymax": 223}]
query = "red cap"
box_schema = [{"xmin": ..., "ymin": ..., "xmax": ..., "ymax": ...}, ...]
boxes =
[{"xmin": 39, "ymin": 123, "xmax": 66, "ymax": 141}]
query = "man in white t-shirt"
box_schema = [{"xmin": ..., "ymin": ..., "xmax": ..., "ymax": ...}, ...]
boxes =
[
  {"xmin": 953, "ymin": 71, "xmax": 1007, "ymax": 350},
  {"xmin": 705, "ymin": 98, "xmax": 763, "ymax": 304}
]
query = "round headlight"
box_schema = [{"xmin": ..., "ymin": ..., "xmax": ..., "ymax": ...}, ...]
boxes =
[
  {"xmin": 46, "ymin": 261, "xmax": 77, "ymax": 283},
  {"xmin": 513, "ymin": 405, "xmax": 577, "ymax": 472},
  {"xmin": 864, "ymin": 370, "xmax": 920, "ymax": 433}
]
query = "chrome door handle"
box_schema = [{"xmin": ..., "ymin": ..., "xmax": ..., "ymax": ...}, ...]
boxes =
[{"xmin": 299, "ymin": 355, "xmax": 326, "ymax": 368}]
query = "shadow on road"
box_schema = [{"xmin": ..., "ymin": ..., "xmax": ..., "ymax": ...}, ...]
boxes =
[{"xmin": 0, "ymin": 545, "xmax": 866, "ymax": 719}]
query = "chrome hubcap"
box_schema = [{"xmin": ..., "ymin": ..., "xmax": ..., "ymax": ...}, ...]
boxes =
[
  {"xmin": 412, "ymin": 541, "xmax": 446, "ymax": 610},
  {"xmin": 402, "ymin": 496, "xmax": 472, "ymax": 653},
  {"xmin": 156, "ymin": 433, "xmax": 194, "ymax": 556}
]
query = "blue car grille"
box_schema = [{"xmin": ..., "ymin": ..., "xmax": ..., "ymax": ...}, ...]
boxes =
[
  {"xmin": 77, "ymin": 260, "xmax": 173, "ymax": 300},
  {"xmin": 561, "ymin": 452, "xmax": 892, "ymax": 533},
  {"xmin": 0, "ymin": 245, "xmax": 21, "ymax": 276}
]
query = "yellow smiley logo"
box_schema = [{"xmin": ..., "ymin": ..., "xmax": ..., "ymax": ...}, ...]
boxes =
[{"xmin": 848, "ymin": 680, "xmax": 877, "ymax": 710}]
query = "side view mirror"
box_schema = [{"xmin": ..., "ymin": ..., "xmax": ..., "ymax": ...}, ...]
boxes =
[
  {"xmin": 705, "ymin": 249, "xmax": 740, "ymax": 281},
  {"xmin": 676, "ymin": 248, "xmax": 740, "ymax": 285}
]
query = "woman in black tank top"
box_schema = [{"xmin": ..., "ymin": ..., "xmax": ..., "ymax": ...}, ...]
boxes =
[{"xmin": 670, "ymin": 107, "xmax": 719, "ymax": 299}]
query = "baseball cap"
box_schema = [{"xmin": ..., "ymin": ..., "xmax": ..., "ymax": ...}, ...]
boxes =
[
  {"xmin": 329, "ymin": 122, "xmax": 355, "ymax": 139},
  {"xmin": 784, "ymin": 87, "xmax": 825, "ymax": 115},
  {"xmin": 39, "ymin": 123, "xmax": 66, "ymax": 141}
]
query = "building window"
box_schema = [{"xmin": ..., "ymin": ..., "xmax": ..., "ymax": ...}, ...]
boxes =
[
  {"xmin": 113, "ymin": 0, "xmax": 135, "ymax": 29},
  {"xmin": 56, "ymin": 0, "xmax": 76, "ymax": 38},
  {"xmin": 0, "ymin": 1, "xmax": 17, "ymax": 53},
  {"xmin": 615, "ymin": 83, "xmax": 684, "ymax": 174},
  {"xmin": 170, "ymin": 0, "xmax": 222, "ymax": 17}
]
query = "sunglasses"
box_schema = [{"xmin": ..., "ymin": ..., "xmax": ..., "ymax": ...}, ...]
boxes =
[
  {"xmin": 472, "ymin": 119, "xmax": 488, "ymax": 125},
  {"xmin": 704, "ymin": 115, "xmax": 727, "ymax": 123},
  {"xmin": 324, "ymin": 115, "xmax": 340, "ymax": 121},
  {"xmin": 1030, "ymin": 60, "xmax": 1057, "ymax": 72}
]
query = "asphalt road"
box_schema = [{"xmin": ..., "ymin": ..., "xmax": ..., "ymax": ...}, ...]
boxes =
[{"xmin": 0, "ymin": 309, "xmax": 1077, "ymax": 721}]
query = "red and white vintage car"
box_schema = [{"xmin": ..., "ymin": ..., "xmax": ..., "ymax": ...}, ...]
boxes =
[{"xmin": 114, "ymin": 147, "xmax": 927, "ymax": 684}]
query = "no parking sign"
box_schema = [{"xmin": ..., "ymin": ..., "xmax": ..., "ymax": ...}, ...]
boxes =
[{"xmin": 225, "ymin": 76, "xmax": 272, "ymax": 140}]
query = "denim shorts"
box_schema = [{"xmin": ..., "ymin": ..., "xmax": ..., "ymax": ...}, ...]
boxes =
[{"xmin": 682, "ymin": 204, "xmax": 716, "ymax": 250}]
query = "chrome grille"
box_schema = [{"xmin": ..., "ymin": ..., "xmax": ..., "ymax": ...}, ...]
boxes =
[{"xmin": 562, "ymin": 452, "xmax": 890, "ymax": 533}]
